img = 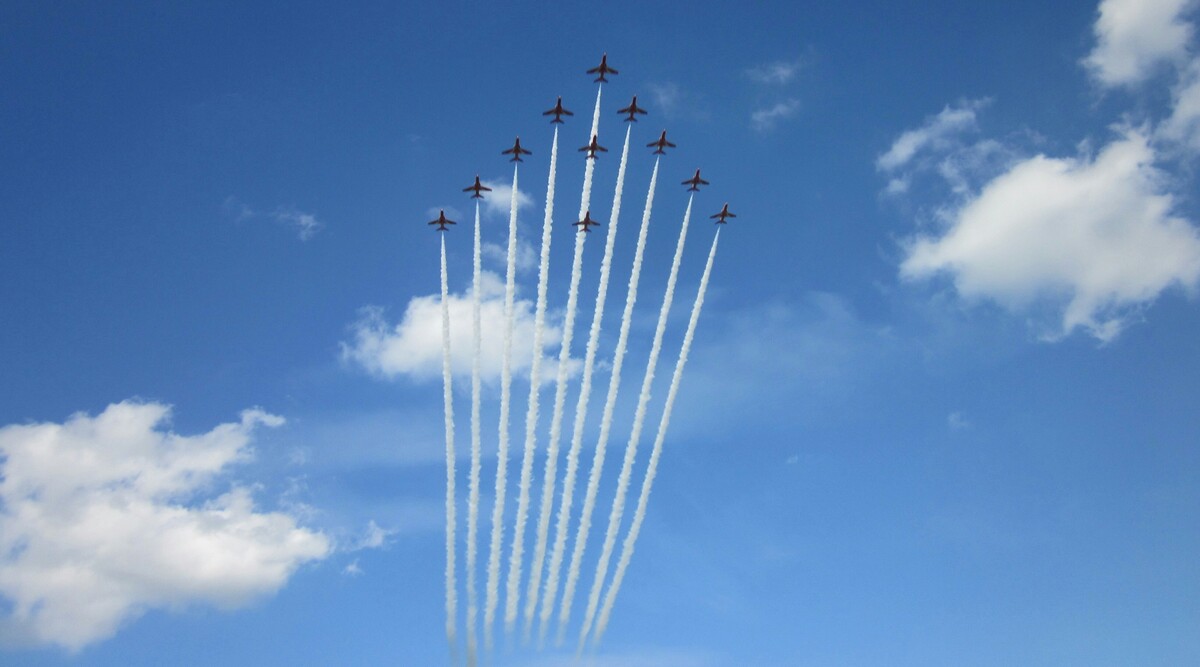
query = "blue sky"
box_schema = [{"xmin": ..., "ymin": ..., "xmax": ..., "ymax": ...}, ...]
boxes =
[{"xmin": 3, "ymin": 0, "xmax": 1200, "ymax": 664}]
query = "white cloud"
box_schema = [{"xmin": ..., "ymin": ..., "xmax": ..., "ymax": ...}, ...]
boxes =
[
  {"xmin": 884, "ymin": 177, "xmax": 911, "ymax": 195},
  {"xmin": 0, "ymin": 402, "xmax": 329, "ymax": 650},
  {"xmin": 1083, "ymin": 0, "xmax": 1195, "ymax": 88},
  {"xmin": 877, "ymin": 100, "xmax": 989, "ymax": 171},
  {"xmin": 935, "ymin": 138, "xmax": 1012, "ymax": 195},
  {"xmin": 355, "ymin": 520, "xmax": 393, "ymax": 550},
  {"xmin": 271, "ymin": 206, "xmax": 323, "ymax": 241},
  {"xmin": 482, "ymin": 238, "xmax": 537, "ymax": 273},
  {"xmin": 647, "ymin": 82, "xmax": 682, "ymax": 117},
  {"xmin": 342, "ymin": 559, "xmax": 363, "ymax": 576},
  {"xmin": 947, "ymin": 412, "xmax": 971, "ymax": 430},
  {"xmin": 222, "ymin": 195, "xmax": 254, "ymax": 221},
  {"xmin": 750, "ymin": 99, "xmax": 801, "ymax": 132},
  {"xmin": 1159, "ymin": 58, "xmax": 1200, "ymax": 149},
  {"xmin": 340, "ymin": 270, "xmax": 579, "ymax": 384},
  {"xmin": 746, "ymin": 59, "xmax": 804, "ymax": 85},
  {"xmin": 902, "ymin": 129, "xmax": 1200, "ymax": 342},
  {"xmin": 480, "ymin": 180, "xmax": 534, "ymax": 219},
  {"xmin": 224, "ymin": 197, "xmax": 324, "ymax": 240}
]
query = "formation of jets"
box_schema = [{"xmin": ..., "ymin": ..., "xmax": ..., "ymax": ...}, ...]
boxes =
[
  {"xmin": 428, "ymin": 209, "xmax": 456, "ymax": 232},
  {"xmin": 463, "ymin": 175, "xmax": 491, "ymax": 199},
  {"xmin": 618, "ymin": 95, "xmax": 647, "ymax": 122},
  {"xmin": 430, "ymin": 54, "xmax": 741, "ymax": 233},
  {"xmin": 502, "ymin": 136, "xmax": 532, "ymax": 162},
  {"xmin": 579, "ymin": 134, "xmax": 608, "ymax": 159}
]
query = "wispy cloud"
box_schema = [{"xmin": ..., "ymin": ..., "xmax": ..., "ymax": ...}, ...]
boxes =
[
  {"xmin": 271, "ymin": 206, "xmax": 323, "ymax": 240},
  {"xmin": 351, "ymin": 519, "xmax": 395, "ymax": 550},
  {"xmin": 948, "ymin": 412, "xmax": 971, "ymax": 430},
  {"xmin": 224, "ymin": 196, "xmax": 325, "ymax": 241},
  {"xmin": 746, "ymin": 58, "xmax": 805, "ymax": 85},
  {"xmin": 876, "ymin": 99, "xmax": 990, "ymax": 172},
  {"xmin": 647, "ymin": 82, "xmax": 682, "ymax": 117},
  {"xmin": 750, "ymin": 99, "xmax": 801, "ymax": 131}
]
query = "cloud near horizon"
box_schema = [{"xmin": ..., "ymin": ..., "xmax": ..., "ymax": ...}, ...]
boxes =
[{"xmin": 0, "ymin": 402, "xmax": 330, "ymax": 650}]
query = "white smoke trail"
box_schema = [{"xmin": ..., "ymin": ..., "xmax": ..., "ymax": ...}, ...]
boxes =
[
  {"xmin": 536, "ymin": 86, "xmax": 603, "ymax": 646},
  {"xmin": 554, "ymin": 124, "xmax": 633, "ymax": 643},
  {"xmin": 506, "ymin": 127, "xmax": 560, "ymax": 636},
  {"xmin": 564, "ymin": 155, "xmax": 662, "ymax": 647},
  {"xmin": 570, "ymin": 190, "xmax": 694, "ymax": 650},
  {"xmin": 592, "ymin": 229, "xmax": 721, "ymax": 647},
  {"xmin": 484, "ymin": 164, "xmax": 521, "ymax": 650},
  {"xmin": 465, "ymin": 202, "xmax": 483, "ymax": 667},
  {"xmin": 439, "ymin": 234, "xmax": 458, "ymax": 654}
]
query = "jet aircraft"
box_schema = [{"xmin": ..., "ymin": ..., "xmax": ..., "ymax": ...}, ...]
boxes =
[
  {"xmin": 573, "ymin": 210, "xmax": 601, "ymax": 233},
  {"xmin": 682, "ymin": 169, "xmax": 710, "ymax": 191},
  {"xmin": 543, "ymin": 96, "xmax": 574, "ymax": 124},
  {"xmin": 647, "ymin": 130, "xmax": 676, "ymax": 154},
  {"xmin": 579, "ymin": 134, "xmax": 608, "ymax": 159},
  {"xmin": 618, "ymin": 95, "xmax": 648, "ymax": 122},
  {"xmin": 710, "ymin": 203, "xmax": 737, "ymax": 224},
  {"xmin": 429, "ymin": 210, "xmax": 456, "ymax": 231},
  {"xmin": 502, "ymin": 137, "xmax": 533, "ymax": 162},
  {"xmin": 463, "ymin": 175, "xmax": 492, "ymax": 199},
  {"xmin": 587, "ymin": 53, "xmax": 618, "ymax": 82}
]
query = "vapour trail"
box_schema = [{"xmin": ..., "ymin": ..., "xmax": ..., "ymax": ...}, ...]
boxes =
[
  {"xmin": 570, "ymin": 157, "xmax": 662, "ymax": 648},
  {"xmin": 554, "ymin": 124, "xmax": 633, "ymax": 643},
  {"xmin": 484, "ymin": 164, "xmax": 521, "ymax": 650},
  {"xmin": 572, "ymin": 190, "xmax": 694, "ymax": 650},
  {"xmin": 519, "ymin": 124, "xmax": 568, "ymax": 642},
  {"xmin": 439, "ymin": 234, "xmax": 458, "ymax": 654},
  {"xmin": 536, "ymin": 86, "xmax": 603, "ymax": 646},
  {"xmin": 592, "ymin": 229, "xmax": 721, "ymax": 648},
  {"xmin": 465, "ymin": 201, "xmax": 483, "ymax": 667},
  {"xmin": 505, "ymin": 127, "xmax": 560, "ymax": 636}
]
